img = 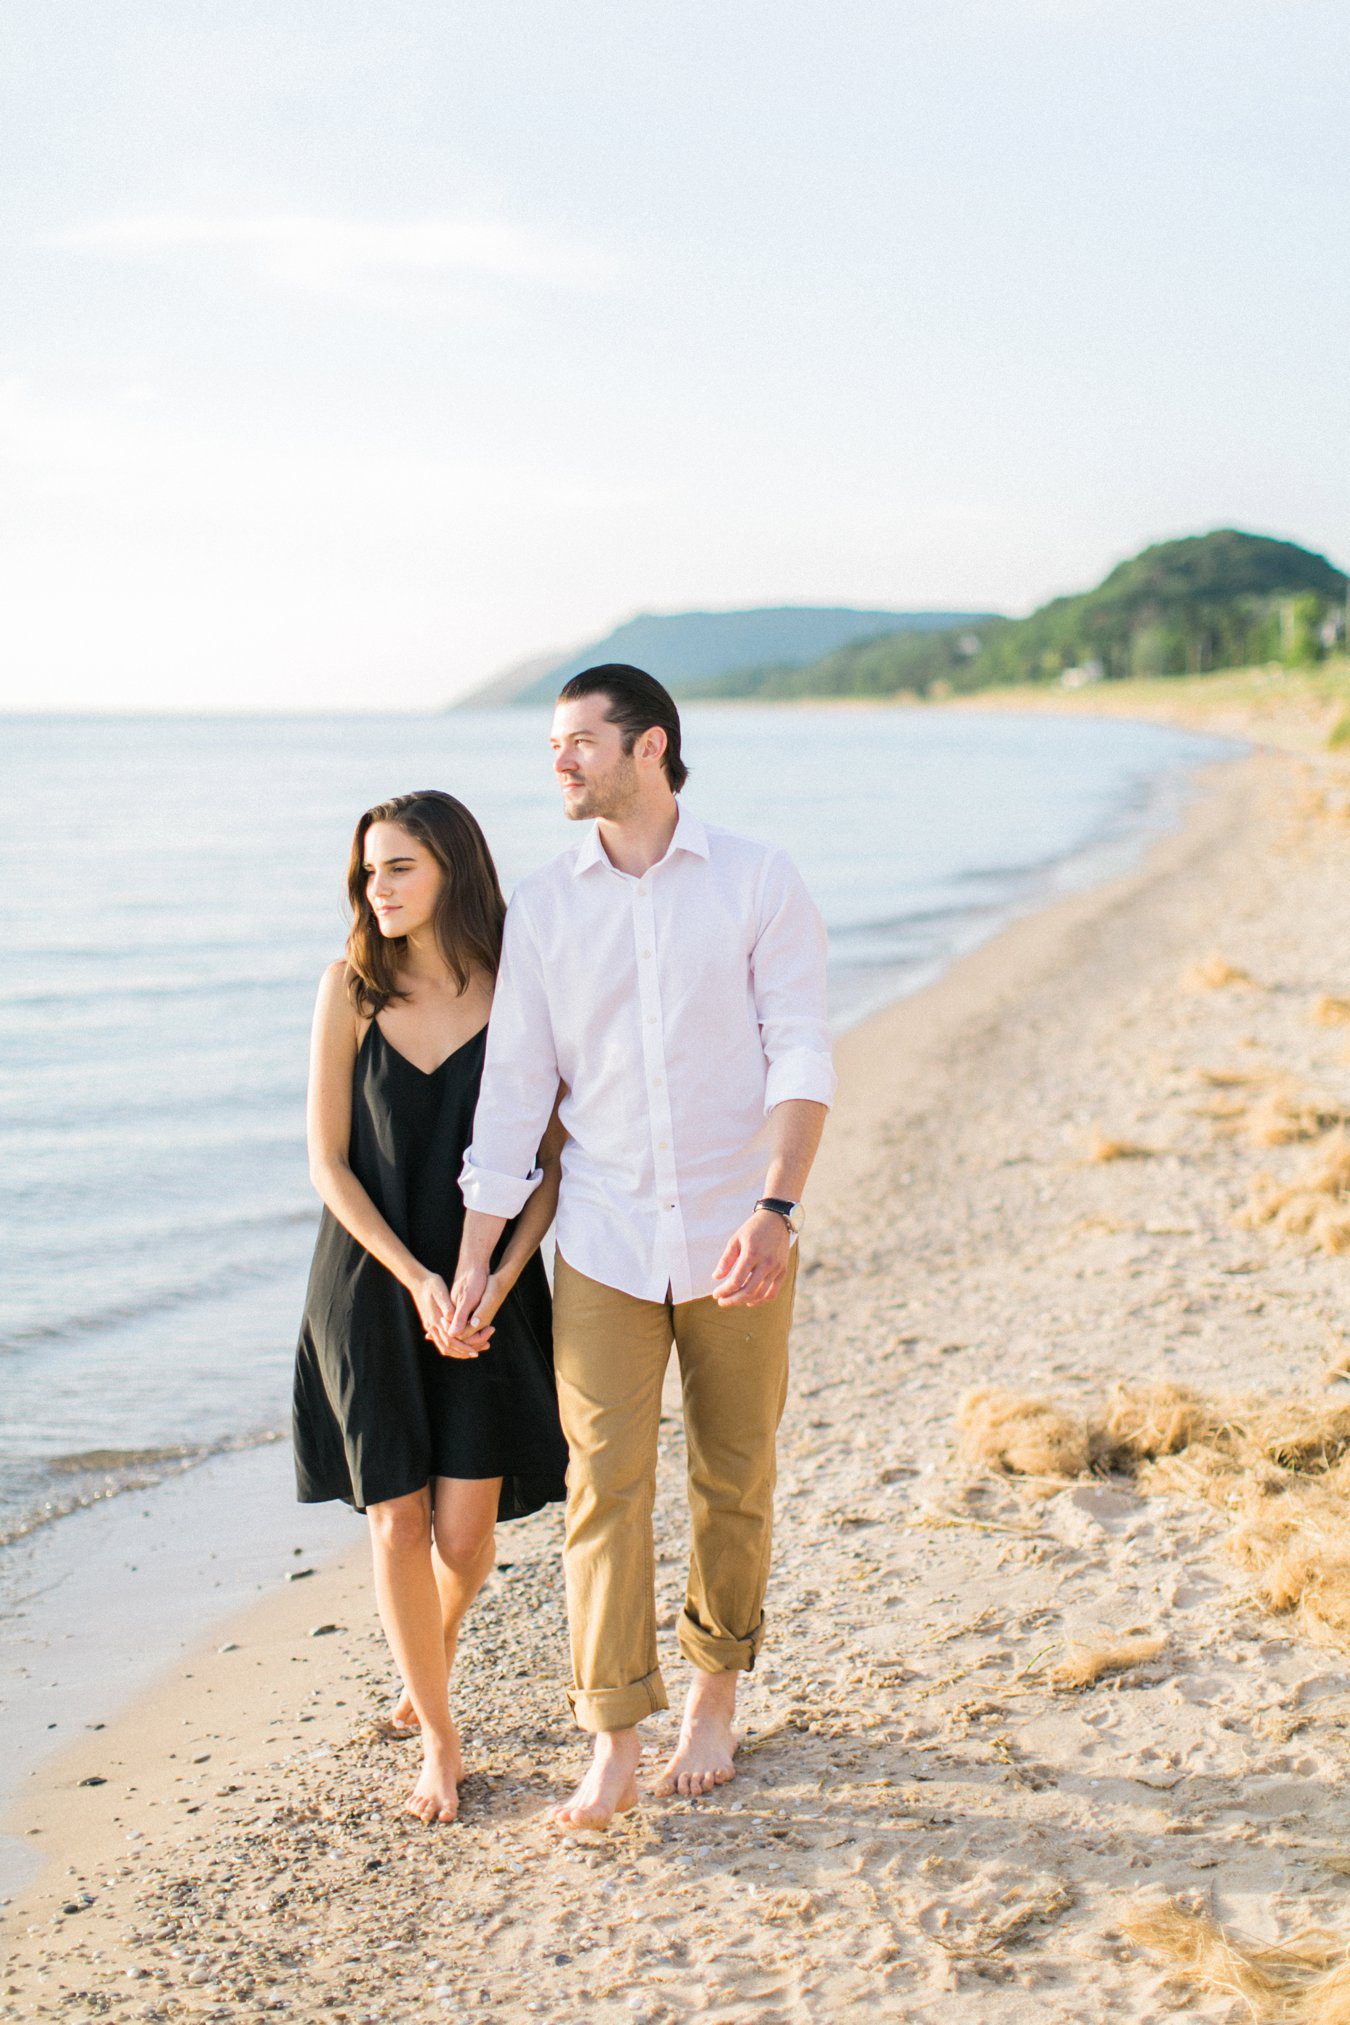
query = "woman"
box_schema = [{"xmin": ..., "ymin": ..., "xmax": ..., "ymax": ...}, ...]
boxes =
[{"xmin": 293, "ymin": 790, "xmax": 567, "ymax": 1826}]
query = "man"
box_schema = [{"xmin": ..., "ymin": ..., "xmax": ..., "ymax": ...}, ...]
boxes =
[{"xmin": 447, "ymin": 664, "xmax": 834, "ymax": 1829}]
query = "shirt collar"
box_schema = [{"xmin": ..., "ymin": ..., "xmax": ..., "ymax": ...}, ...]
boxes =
[{"xmin": 571, "ymin": 802, "xmax": 709, "ymax": 878}]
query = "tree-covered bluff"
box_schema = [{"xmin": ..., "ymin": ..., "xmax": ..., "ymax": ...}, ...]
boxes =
[{"xmin": 688, "ymin": 531, "xmax": 1348, "ymax": 701}]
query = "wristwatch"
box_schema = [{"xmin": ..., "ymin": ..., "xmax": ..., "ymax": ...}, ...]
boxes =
[{"xmin": 755, "ymin": 1197, "xmax": 805, "ymax": 1235}]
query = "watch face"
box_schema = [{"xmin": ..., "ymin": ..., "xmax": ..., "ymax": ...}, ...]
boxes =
[{"xmin": 786, "ymin": 1203, "xmax": 805, "ymax": 1236}]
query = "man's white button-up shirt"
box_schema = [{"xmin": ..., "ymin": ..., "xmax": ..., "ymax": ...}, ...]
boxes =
[{"xmin": 460, "ymin": 805, "xmax": 836, "ymax": 1305}]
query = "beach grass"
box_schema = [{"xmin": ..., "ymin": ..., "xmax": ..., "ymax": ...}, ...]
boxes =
[
  {"xmin": 1047, "ymin": 1634, "xmax": 1167, "ymax": 1692},
  {"xmin": 1240, "ymin": 1131, "xmax": 1350, "ymax": 1255},
  {"xmin": 960, "ymin": 1378, "xmax": 1350, "ymax": 1650},
  {"xmin": 1122, "ymin": 1902, "xmax": 1350, "ymax": 2022}
]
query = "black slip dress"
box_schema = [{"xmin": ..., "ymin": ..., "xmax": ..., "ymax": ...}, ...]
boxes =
[{"xmin": 292, "ymin": 1018, "xmax": 568, "ymax": 1523}]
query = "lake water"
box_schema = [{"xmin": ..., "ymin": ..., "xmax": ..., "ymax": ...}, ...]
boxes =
[{"xmin": 0, "ymin": 705, "xmax": 1237, "ymax": 1553}]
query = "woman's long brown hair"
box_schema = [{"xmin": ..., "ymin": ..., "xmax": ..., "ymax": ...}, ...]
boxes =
[{"xmin": 344, "ymin": 791, "xmax": 507, "ymax": 1015}]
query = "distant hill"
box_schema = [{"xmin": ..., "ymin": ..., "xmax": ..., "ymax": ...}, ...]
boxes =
[
  {"xmin": 705, "ymin": 531, "xmax": 1348, "ymax": 701},
  {"xmin": 460, "ymin": 646, "xmax": 576, "ymax": 710},
  {"xmin": 454, "ymin": 605, "xmax": 994, "ymax": 707}
]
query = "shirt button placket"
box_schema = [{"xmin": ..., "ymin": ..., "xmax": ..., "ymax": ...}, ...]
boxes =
[{"xmin": 635, "ymin": 878, "xmax": 682, "ymax": 1295}]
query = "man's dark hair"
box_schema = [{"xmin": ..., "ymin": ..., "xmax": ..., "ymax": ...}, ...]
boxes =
[{"xmin": 557, "ymin": 663, "xmax": 688, "ymax": 794}]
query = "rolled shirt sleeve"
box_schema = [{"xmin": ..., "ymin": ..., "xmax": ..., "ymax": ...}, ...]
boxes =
[
  {"xmin": 459, "ymin": 893, "xmax": 559, "ymax": 1216},
  {"xmin": 752, "ymin": 849, "xmax": 838, "ymax": 1113}
]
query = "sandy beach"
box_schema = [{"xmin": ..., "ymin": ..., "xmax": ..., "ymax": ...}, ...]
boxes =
[{"xmin": 5, "ymin": 735, "xmax": 1350, "ymax": 2024}]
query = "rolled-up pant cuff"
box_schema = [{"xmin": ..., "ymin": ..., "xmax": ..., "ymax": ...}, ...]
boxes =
[
  {"xmin": 678, "ymin": 1610, "xmax": 764, "ymax": 1674},
  {"xmin": 567, "ymin": 1668, "xmax": 668, "ymax": 1734}
]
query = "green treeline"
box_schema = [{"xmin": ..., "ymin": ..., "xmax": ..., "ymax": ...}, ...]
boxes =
[{"xmin": 688, "ymin": 531, "xmax": 1349, "ymax": 701}]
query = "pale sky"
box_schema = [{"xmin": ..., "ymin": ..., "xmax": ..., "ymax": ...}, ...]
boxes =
[{"xmin": 2, "ymin": 0, "xmax": 1346, "ymax": 710}]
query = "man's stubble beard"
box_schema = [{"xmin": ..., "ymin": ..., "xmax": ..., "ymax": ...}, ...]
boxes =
[{"xmin": 562, "ymin": 756, "xmax": 641, "ymax": 824}]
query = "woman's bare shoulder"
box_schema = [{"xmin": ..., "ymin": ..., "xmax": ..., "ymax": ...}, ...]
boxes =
[
  {"xmin": 315, "ymin": 957, "xmax": 355, "ymax": 1002},
  {"xmin": 313, "ymin": 960, "xmax": 367, "ymax": 1041}
]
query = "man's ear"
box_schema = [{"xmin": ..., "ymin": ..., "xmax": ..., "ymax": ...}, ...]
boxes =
[{"xmin": 639, "ymin": 725, "xmax": 668, "ymax": 770}]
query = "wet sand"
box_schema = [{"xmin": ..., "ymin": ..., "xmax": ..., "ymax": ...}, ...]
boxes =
[
  {"xmin": 4, "ymin": 742, "xmax": 1349, "ymax": 2023},
  {"xmin": 0, "ymin": 1444, "xmax": 353, "ymax": 1901}
]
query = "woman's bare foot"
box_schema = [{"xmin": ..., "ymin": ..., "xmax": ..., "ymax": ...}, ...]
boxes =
[
  {"xmin": 550, "ymin": 1729, "xmax": 641, "ymax": 1831},
  {"xmin": 654, "ymin": 1671, "xmax": 739, "ymax": 1798},
  {"xmin": 405, "ymin": 1727, "xmax": 465, "ymax": 1825}
]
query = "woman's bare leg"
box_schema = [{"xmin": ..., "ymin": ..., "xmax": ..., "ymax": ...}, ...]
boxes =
[
  {"xmin": 391, "ymin": 1478, "xmax": 500, "ymax": 1728},
  {"xmin": 432, "ymin": 1474, "xmax": 499, "ymax": 1655},
  {"xmin": 367, "ymin": 1488, "xmax": 463, "ymax": 1822}
]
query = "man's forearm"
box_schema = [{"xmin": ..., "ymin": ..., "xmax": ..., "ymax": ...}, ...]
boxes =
[
  {"xmin": 761, "ymin": 1098, "xmax": 828, "ymax": 1202},
  {"xmin": 457, "ymin": 1208, "xmax": 508, "ymax": 1275},
  {"xmin": 443, "ymin": 1207, "xmax": 511, "ymax": 1340}
]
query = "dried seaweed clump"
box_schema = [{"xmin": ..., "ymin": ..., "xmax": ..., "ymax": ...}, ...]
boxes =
[
  {"xmin": 1089, "ymin": 1382, "xmax": 1215, "ymax": 1471},
  {"xmin": 1123, "ymin": 1900, "xmax": 1350, "ymax": 2021},
  {"xmin": 1048, "ymin": 1634, "xmax": 1166, "ymax": 1692},
  {"xmin": 1197, "ymin": 1071, "xmax": 1348, "ymax": 1147},
  {"xmin": 1240, "ymin": 1533, "xmax": 1350, "ymax": 1650},
  {"xmin": 1084, "ymin": 1127, "xmax": 1155, "ymax": 1163},
  {"xmin": 1324, "ymin": 1336, "xmax": 1350, "ymax": 1386},
  {"xmin": 1251, "ymin": 1401, "xmax": 1350, "ymax": 1474},
  {"xmin": 1226, "ymin": 1454, "xmax": 1350, "ymax": 1653},
  {"xmin": 1109, "ymin": 1388, "xmax": 1350, "ymax": 1652},
  {"xmin": 1240, "ymin": 1131, "xmax": 1350, "ymax": 1255},
  {"xmin": 1181, "ymin": 952, "xmax": 1256, "ymax": 991},
  {"xmin": 1238, "ymin": 1084, "xmax": 1349, "ymax": 1149},
  {"xmin": 955, "ymin": 1389, "xmax": 1091, "ymax": 1480},
  {"xmin": 1197, "ymin": 1065, "xmax": 1276, "ymax": 1089},
  {"xmin": 957, "ymin": 1379, "xmax": 1350, "ymax": 1653}
]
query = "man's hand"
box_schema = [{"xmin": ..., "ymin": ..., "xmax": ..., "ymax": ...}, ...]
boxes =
[
  {"xmin": 435, "ymin": 1268, "xmax": 515, "ymax": 1359},
  {"xmin": 432, "ymin": 1259, "xmax": 491, "ymax": 1358},
  {"xmin": 712, "ymin": 1209, "xmax": 791, "ymax": 1308}
]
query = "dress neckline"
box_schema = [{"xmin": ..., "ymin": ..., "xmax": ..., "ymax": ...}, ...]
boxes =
[{"xmin": 368, "ymin": 1018, "xmax": 488, "ymax": 1079}]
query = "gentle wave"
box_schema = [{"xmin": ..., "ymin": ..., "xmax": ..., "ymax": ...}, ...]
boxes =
[
  {"xmin": 0, "ymin": 971, "xmax": 315, "ymax": 1015},
  {"xmin": 0, "ymin": 1430, "xmax": 286, "ymax": 1547},
  {"xmin": 0, "ymin": 1228, "xmax": 314, "ymax": 1358},
  {"xmin": 828, "ymin": 897, "xmax": 1003, "ymax": 943},
  {"xmin": 47, "ymin": 1443, "xmax": 204, "ymax": 1474}
]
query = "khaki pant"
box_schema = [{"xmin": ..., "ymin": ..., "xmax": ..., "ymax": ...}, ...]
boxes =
[{"xmin": 551, "ymin": 1250, "xmax": 798, "ymax": 1734}]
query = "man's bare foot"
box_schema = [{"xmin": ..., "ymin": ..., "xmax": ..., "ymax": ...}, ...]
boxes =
[
  {"xmin": 654, "ymin": 1671, "xmax": 739, "ymax": 1798},
  {"xmin": 404, "ymin": 1728, "xmax": 465, "ymax": 1825},
  {"xmin": 550, "ymin": 1729, "xmax": 641, "ymax": 1831}
]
